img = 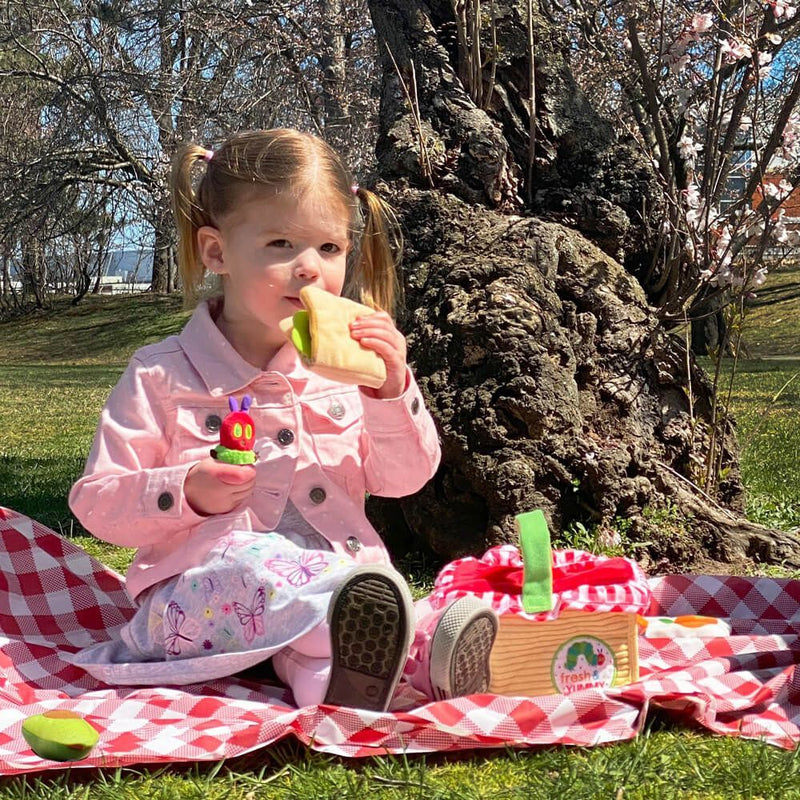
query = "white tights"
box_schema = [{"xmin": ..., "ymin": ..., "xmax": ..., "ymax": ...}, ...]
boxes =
[{"xmin": 271, "ymin": 622, "xmax": 332, "ymax": 707}]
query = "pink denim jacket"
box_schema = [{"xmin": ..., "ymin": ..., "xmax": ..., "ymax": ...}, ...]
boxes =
[{"xmin": 69, "ymin": 300, "xmax": 441, "ymax": 599}]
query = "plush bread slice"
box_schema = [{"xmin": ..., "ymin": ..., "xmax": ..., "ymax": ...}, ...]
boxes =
[{"xmin": 279, "ymin": 286, "xmax": 387, "ymax": 389}]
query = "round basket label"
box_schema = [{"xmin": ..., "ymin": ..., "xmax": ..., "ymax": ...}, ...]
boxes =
[{"xmin": 551, "ymin": 636, "xmax": 616, "ymax": 694}]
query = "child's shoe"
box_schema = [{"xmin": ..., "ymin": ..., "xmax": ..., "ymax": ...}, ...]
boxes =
[
  {"xmin": 428, "ymin": 596, "xmax": 498, "ymax": 701},
  {"xmin": 323, "ymin": 565, "xmax": 414, "ymax": 711}
]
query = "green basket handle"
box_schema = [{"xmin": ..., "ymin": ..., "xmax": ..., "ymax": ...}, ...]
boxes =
[{"xmin": 515, "ymin": 510, "xmax": 554, "ymax": 614}]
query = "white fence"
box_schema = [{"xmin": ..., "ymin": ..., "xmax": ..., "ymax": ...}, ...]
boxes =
[{"xmin": 8, "ymin": 276, "xmax": 151, "ymax": 295}]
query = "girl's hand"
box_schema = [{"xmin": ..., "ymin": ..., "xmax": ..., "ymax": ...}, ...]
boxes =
[
  {"xmin": 349, "ymin": 311, "xmax": 408, "ymax": 398},
  {"xmin": 184, "ymin": 457, "xmax": 256, "ymax": 516}
]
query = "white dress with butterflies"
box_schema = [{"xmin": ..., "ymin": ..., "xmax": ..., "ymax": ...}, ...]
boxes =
[{"xmin": 71, "ymin": 501, "xmax": 358, "ymax": 685}]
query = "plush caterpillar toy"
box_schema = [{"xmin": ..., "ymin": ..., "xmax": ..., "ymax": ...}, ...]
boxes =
[{"xmin": 210, "ymin": 395, "xmax": 257, "ymax": 464}]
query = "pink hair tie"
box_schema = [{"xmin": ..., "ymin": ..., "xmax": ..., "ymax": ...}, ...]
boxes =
[
  {"xmin": 351, "ymin": 183, "xmax": 359, "ymax": 195},
  {"xmin": 203, "ymin": 149, "xmax": 214, "ymax": 162}
]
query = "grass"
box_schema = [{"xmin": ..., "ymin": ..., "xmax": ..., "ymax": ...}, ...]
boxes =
[
  {"xmin": 2, "ymin": 291, "xmax": 800, "ymax": 797},
  {"xmin": 0, "ymin": 295, "xmax": 189, "ymax": 573},
  {"xmin": 4, "ymin": 726, "xmax": 800, "ymax": 799},
  {"xmin": 742, "ymin": 263, "xmax": 800, "ymax": 358},
  {"xmin": 722, "ymin": 359, "xmax": 800, "ymax": 531},
  {"xmin": 1, "ymin": 294, "xmax": 189, "ymax": 365}
]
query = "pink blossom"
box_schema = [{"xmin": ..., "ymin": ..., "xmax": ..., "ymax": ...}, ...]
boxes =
[
  {"xmin": 678, "ymin": 135, "xmax": 702, "ymax": 160},
  {"xmin": 753, "ymin": 268, "xmax": 768, "ymax": 287},
  {"xmin": 706, "ymin": 261, "xmax": 734, "ymax": 288},
  {"xmin": 757, "ymin": 50, "xmax": 773, "ymax": 78},
  {"xmin": 597, "ymin": 527, "xmax": 622, "ymax": 549},
  {"xmin": 691, "ymin": 13, "xmax": 714, "ymax": 33},
  {"xmin": 772, "ymin": 0, "xmax": 797, "ymax": 20},
  {"xmin": 772, "ymin": 210, "xmax": 789, "ymax": 243},
  {"xmin": 745, "ymin": 217, "xmax": 766, "ymax": 238},
  {"xmin": 684, "ymin": 184, "xmax": 701, "ymax": 208},
  {"xmin": 686, "ymin": 208, "xmax": 703, "ymax": 229},
  {"xmin": 670, "ymin": 54, "xmax": 691, "ymax": 73},
  {"xmin": 784, "ymin": 117, "xmax": 799, "ymax": 147},
  {"xmin": 713, "ymin": 226, "xmax": 732, "ymax": 265},
  {"xmin": 782, "ymin": 116, "xmax": 800, "ymax": 160},
  {"xmin": 721, "ymin": 37, "xmax": 752, "ymax": 62}
]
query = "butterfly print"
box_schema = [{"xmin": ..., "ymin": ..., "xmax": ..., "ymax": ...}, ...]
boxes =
[
  {"xmin": 265, "ymin": 551, "xmax": 329, "ymax": 587},
  {"xmin": 233, "ymin": 585, "xmax": 266, "ymax": 643},
  {"xmin": 163, "ymin": 601, "xmax": 198, "ymax": 656}
]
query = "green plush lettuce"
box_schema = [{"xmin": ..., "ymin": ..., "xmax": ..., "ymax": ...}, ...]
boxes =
[
  {"xmin": 290, "ymin": 310, "xmax": 312, "ymax": 357},
  {"xmin": 211, "ymin": 444, "xmax": 257, "ymax": 464}
]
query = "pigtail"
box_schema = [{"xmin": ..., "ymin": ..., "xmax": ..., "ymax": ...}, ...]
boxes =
[
  {"xmin": 170, "ymin": 144, "xmax": 214, "ymax": 308},
  {"xmin": 350, "ymin": 188, "xmax": 403, "ymax": 316}
]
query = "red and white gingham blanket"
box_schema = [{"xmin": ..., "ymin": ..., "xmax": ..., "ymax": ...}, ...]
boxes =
[{"xmin": 2, "ymin": 505, "xmax": 800, "ymax": 775}]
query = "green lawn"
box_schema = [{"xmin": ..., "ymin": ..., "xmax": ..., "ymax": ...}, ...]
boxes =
[
  {"xmin": 724, "ymin": 359, "xmax": 800, "ymax": 531},
  {"xmin": 742, "ymin": 263, "xmax": 800, "ymax": 358},
  {"xmin": 2, "ymin": 292, "xmax": 800, "ymax": 798}
]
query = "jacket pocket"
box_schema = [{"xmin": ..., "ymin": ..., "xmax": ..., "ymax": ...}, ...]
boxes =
[
  {"xmin": 300, "ymin": 392, "xmax": 365, "ymax": 496},
  {"xmin": 173, "ymin": 405, "xmax": 229, "ymax": 463}
]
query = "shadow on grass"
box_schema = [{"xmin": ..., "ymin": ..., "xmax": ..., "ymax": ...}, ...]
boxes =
[
  {"xmin": 0, "ymin": 362, "xmax": 126, "ymax": 388},
  {"xmin": 700, "ymin": 357, "xmax": 800, "ymax": 412},
  {"xmin": 0, "ymin": 454, "xmax": 84, "ymax": 533},
  {"xmin": 0, "ymin": 295, "xmax": 189, "ymax": 365}
]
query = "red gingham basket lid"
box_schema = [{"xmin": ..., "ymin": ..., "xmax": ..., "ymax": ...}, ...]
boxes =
[{"xmin": 429, "ymin": 545, "xmax": 653, "ymax": 620}]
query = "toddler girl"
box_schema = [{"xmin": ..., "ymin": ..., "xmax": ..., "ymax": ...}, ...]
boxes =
[{"xmin": 69, "ymin": 128, "xmax": 497, "ymax": 710}]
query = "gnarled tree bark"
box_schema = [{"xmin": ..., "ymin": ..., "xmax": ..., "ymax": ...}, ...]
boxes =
[{"xmin": 365, "ymin": 0, "xmax": 800, "ymax": 571}]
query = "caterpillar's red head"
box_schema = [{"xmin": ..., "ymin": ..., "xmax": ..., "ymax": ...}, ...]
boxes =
[{"xmin": 219, "ymin": 395, "xmax": 255, "ymax": 452}]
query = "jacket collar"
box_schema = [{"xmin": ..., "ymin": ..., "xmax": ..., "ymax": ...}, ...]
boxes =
[{"xmin": 178, "ymin": 299, "xmax": 311, "ymax": 396}]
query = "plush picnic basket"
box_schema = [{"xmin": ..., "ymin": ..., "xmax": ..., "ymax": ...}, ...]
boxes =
[{"xmin": 432, "ymin": 511, "xmax": 652, "ymax": 697}]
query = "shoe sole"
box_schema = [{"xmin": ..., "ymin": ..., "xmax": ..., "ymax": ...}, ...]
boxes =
[
  {"xmin": 429, "ymin": 597, "xmax": 498, "ymax": 701},
  {"xmin": 324, "ymin": 566, "xmax": 413, "ymax": 711}
]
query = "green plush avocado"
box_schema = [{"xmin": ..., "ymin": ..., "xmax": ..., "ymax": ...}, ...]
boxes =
[{"xmin": 22, "ymin": 710, "xmax": 99, "ymax": 761}]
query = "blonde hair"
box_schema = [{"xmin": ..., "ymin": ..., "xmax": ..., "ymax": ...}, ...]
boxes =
[{"xmin": 169, "ymin": 129, "xmax": 402, "ymax": 313}]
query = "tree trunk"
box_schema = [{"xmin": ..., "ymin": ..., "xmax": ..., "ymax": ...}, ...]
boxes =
[
  {"xmin": 151, "ymin": 209, "xmax": 175, "ymax": 294},
  {"xmin": 0, "ymin": 239, "xmax": 20, "ymax": 312},
  {"xmin": 690, "ymin": 289, "xmax": 728, "ymax": 356},
  {"xmin": 1, "ymin": 244, "xmax": 9, "ymax": 302},
  {"xmin": 21, "ymin": 236, "xmax": 46, "ymax": 309},
  {"xmin": 366, "ymin": 0, "xmax": 800, "ymax": 571},
  {"xmin": 320, "ymin": 0, "xmax": 352, "ymax": 156}
]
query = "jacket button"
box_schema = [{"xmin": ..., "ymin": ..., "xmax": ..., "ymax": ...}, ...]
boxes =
[
  {"xmin": 346, "ymin": 536, "xmax": 361, "ymax": 552},
  {"xmin": 277, "ymin": 428, "xmax": 295, "ymax": 446},
  {"xmin": 205, "ymin": 414, "xmax": 222, "ymax": 433},
  {"xmin": 157, "ymin": 492, "xmax": 174, "ymax": 511},
  {"xmin": 309, "ymin": 487, "xmax": 327, "ymax": 504},
  {"xmin": 328, "ymin": 402, "xmax": 345, "ymax": 420},
  {"xmin": 411, "ymin": 397, "xmax": 420, "ymax": 414}
]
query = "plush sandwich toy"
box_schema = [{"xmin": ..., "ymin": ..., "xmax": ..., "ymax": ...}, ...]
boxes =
[{"xmin": 279, "ymin": 285, "xmax": 387, "ymax": 389}]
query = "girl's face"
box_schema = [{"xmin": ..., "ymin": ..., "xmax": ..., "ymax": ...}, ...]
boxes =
[{"xmin": 198, "ymin": 188, "xmax": 351, "ymax": 356}]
